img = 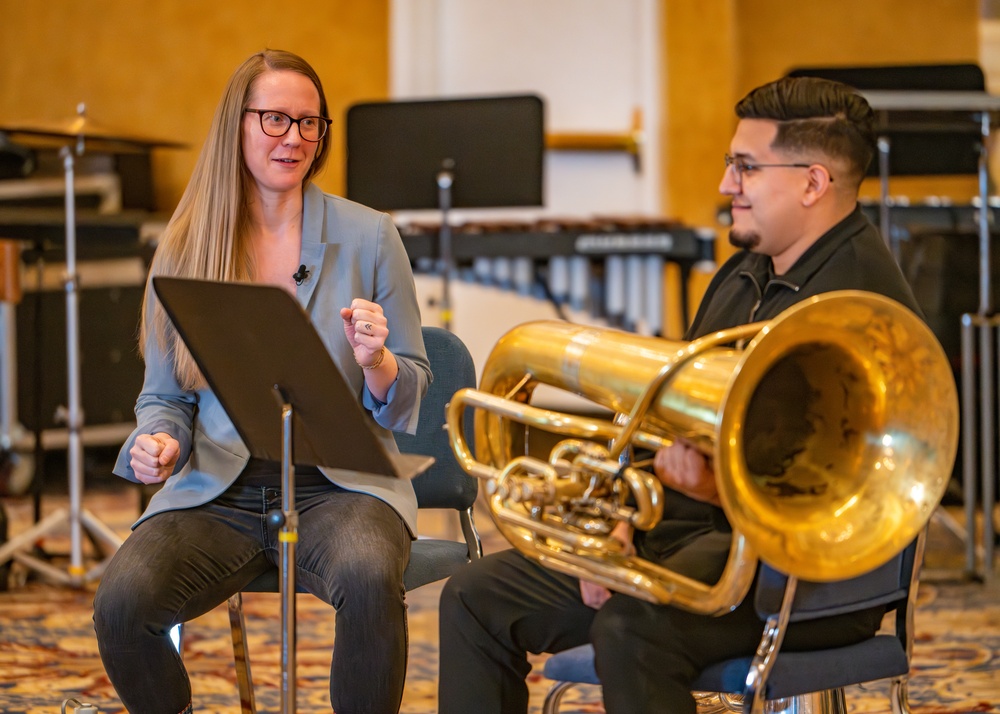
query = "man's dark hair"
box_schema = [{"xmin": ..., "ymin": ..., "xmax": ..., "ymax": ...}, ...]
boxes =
[{"xmin": 735, "ymin": 76, "xmax": 876, "ymax": 187}]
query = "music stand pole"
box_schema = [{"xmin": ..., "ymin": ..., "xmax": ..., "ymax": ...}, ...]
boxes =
[
  {"xmin": 437, "ymin": 160, "xmax": 455, "ymax": 331},
  {"xmin": 976, "ymin": 111, "xmax": 995, "ymax": 579},
  {"xmin": 957, "ymin": 110, "xmax": 999, "ymax": 582},
  {"xmin": 276, "ymin": 400, "xmax": 298, "ymax": 714},
  {"xmin": 0, "ymin": 109, "xmax": 123, "ymax": 585},
  {"xmin": 876, "ymin": 135, "xmax": 895, "ymax": 261}
]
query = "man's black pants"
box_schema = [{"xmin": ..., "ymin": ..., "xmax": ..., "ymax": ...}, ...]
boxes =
[{"xmin": 438, "ymin": 548, "xmax": 884, "ymax": 714}]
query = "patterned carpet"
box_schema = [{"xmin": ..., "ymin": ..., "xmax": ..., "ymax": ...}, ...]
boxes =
[{"xmin": 1, "ymin": 486, "xmax": 998, "ymax": 714}]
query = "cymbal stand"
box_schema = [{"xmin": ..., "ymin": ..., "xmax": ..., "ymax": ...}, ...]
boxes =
[{"xmin": 0, "ymin": 105, "xmax": 123, "ymax": 586}]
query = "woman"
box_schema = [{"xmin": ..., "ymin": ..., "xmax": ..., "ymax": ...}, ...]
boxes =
[{"xmin": 93, "ymin": 49, "xmax": 430, "ymax": 714}]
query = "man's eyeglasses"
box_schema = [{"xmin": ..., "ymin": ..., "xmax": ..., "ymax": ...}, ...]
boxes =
[
  {"xmin": 245, "ymin": 109, "xmax": 331, "ymax": 142},
  {"xmin": 724, "ymin": 154, "xmax": 831, "ymax": 182}
]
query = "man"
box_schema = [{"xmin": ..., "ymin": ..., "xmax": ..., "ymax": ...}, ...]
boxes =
[{"xmin": 437, "ymin": 76, "xmax": 922, "ymax": 714}]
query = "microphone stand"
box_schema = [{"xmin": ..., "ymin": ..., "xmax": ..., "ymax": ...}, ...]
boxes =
[{"xmin": 0, "ymin": 104, "xmax": 123, "ymax": 586}]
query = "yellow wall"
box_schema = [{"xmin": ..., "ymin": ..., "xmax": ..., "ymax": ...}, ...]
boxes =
[
  {"xmin": 1, "ymin": 1, "xmax": 979, "ymax": 220},
  {"xmin": 0, "ymin": 1, "xmax": 389, "ymax": 211},
  {"xmin": 662, "ymin": 0, "xmax": 980, "ymax": 250},
  {"xmin": 0, "ymin": 0, "xmax": 984, "ymax": 324},
  {"xmin": 656, "ymin": 0, "xmax": 980, "ymax": 330}
]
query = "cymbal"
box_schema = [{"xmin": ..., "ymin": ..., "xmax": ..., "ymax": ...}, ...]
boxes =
[{"xmin": 0, "ymin": 108, "xmax": 188, "ymax": 150}]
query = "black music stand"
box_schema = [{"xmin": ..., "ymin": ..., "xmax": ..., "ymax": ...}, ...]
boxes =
[
  {"xmin": 346, "ymin": 94, "xmax": 544, "ymax": 329},
  {"xmin": 151, "ymin": 276, "xmax": 431, "ymax": 714}
]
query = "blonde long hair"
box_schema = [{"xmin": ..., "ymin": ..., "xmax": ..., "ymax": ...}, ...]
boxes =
[{"xmin": 143, "ymin": 49, "xmax": 331, "ymax": 390}]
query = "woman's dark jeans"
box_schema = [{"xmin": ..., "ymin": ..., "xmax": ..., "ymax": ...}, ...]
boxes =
[{"xmin": 94, "ymin": 481, "xmax": 411, "ymax": 714}]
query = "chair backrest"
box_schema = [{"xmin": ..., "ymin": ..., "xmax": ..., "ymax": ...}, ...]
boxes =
[
  {"xmin": 754, "ymin": 537, "xmax": 918, "ymax": 626},
  {"xmin": 395, "ymin": 326, "xmax": 479, "ymax": 511}
]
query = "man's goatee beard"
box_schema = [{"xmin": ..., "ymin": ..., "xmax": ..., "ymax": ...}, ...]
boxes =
[{"xmin": 729, "ymin": 229, "xmax": 761, "ymax": 251}]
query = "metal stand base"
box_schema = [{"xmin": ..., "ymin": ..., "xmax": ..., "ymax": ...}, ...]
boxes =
[
  {"xmin": 0, "ymin": 507, "xmax": 121, "ymax": 585},
  {"xmin": 0, "ymin": 120, "xmax": 123, "ymax": 585}
]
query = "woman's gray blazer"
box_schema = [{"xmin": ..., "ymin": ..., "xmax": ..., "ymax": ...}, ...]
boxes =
[{"xmin": 113, "ymin": 183, "xmax": 430, "ymax": 535}]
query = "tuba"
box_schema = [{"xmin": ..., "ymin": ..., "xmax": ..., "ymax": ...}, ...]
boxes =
[{"xmin": 446, "ymin": 291, "xmax": 959, "ymax": 615}]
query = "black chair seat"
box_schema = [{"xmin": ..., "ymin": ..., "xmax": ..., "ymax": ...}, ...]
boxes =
[
  {"xmin": 544, "ymin": 635, "xmax": 908, "ymax": 700},
  {"xmin": 693, "ymin": 635, "xmax": 909, "ymax": 698},
  {"xmin": 404, "ymin": 539, "xmax": 472, "ymax": 590}
]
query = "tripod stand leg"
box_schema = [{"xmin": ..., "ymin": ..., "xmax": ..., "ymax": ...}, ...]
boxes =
[
  {"xmin": 80, "ymin": 509, "xmax": 125, "ymax": 554},
  {"xmin": 14, "ymin": 548, "xmax": 78, "ymax": 584},
  {"xmin": 0, "ymin": 508, "xmax": 67, "ymax": 563},
  {"xmin": 0, "ymin": 504, "xmax": 124, "ymax": 586},
  {"xmin": 0, "ymin": 507, "xmax": 76, "ymax": 585}
]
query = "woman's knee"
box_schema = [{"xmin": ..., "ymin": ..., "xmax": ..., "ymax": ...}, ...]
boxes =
[
  {"xmin": 312, "ymin": 545, "xmax": 407, "ymax": 615},
  {"xmin": 93, "ymin": 568, "xmax": 166, "ymax": 641},
  {"xmin": 94, "ymin": 538, "xmax": 194, "ymax": 640},
  {"xmin": 92, "ymin": 578, "xmax": 122, "ymax": 637}
]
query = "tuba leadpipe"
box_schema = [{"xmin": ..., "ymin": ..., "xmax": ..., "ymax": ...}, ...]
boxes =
[{"xmin": 447, "ymin": 291, "xmax": 959, "ymax": 613}]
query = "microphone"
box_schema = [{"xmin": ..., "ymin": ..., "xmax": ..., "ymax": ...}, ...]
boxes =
[{"xmin": 292, "ymin": 264, "xmax": 310, "ymax": 286}]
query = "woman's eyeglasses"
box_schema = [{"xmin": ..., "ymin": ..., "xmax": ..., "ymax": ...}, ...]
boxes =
[{"xmin": 245, "ymin": 109, "xmax": 331, "ymax": 142}]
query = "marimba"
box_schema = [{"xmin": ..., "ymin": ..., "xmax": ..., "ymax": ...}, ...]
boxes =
[{"xmin": 398, "ymin": 215, "xmax": 715, "ymax": 336}]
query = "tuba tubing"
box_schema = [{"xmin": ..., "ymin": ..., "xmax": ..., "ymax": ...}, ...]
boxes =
[{"xmin": 448, "ymin": 290, "xmax": 959, "ymax": 611}]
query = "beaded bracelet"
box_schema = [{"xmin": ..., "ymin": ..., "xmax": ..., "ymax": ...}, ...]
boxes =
[{"xmin": 358, "ymin": 346, "xmax": 386, "ymax": 370}]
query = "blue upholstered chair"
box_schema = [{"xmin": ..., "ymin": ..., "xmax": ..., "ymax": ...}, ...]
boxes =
[
  {"xmin": 221, "ymin": 326, "xmax": 482, "ymax": 713},
  {"xmin": 542, "ymin": 534, "xmax": 924, "ymax": 714}
]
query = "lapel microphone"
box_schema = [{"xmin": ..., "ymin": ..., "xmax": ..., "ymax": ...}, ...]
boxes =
[{"xmin": 292, "ymin": 264, "xmax": 310, "ymax": 286}]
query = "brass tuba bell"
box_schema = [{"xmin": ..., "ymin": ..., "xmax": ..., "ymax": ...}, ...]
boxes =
[{"xmin": 447, "ymin": 291, "xmax": 959, "ymax": 614}]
